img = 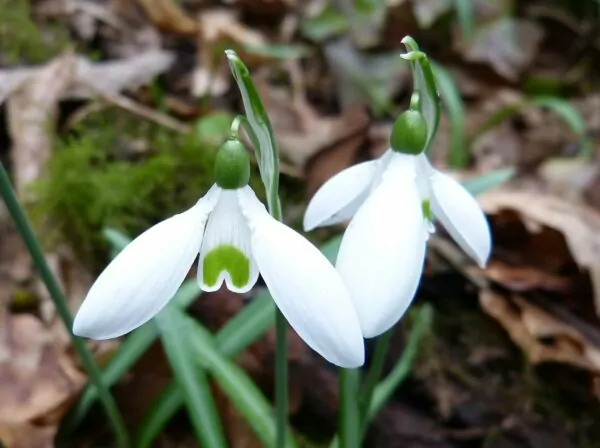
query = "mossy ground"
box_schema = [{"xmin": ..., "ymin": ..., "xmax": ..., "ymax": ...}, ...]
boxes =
[
  {"xmin": 29, "ymin": 107, "xmax": 239, "ymax": 270},
  {"xmin": 0, "ymin": 0, "xmax": 70, "ymax": 65}
]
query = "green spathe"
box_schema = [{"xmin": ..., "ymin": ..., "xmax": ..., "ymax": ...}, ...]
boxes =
[
  {"xmin": 214, "ymin": 140, "xmax": 251, "ymax": 189},
  {"xmin": 203, "ymin": 244, "xmax": 251, "ymax": 288},
  {"xmin": 390, "ymin": 110, "xmax": 428, "ymax": 155}
]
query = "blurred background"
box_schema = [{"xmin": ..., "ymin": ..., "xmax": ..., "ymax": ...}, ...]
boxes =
[{"xmin": 1, "ymin": 0, "xmax": 600, "ymax": 446}]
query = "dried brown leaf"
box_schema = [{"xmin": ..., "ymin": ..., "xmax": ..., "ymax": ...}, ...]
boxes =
[
  {"xmin": 7, "ymin": 53, "xmax": 76, "ymax": 195},
  {"xmin": 480, "ymin": 189, "xmax": 600, "ymax": 315},
  {"xmin": 263, "ymin": 87, "xmax": 370, "ymax": 167},
  {"xmin": 0, "ymin": 423, "xmax": 56, "ymax": 448},
  {"xmin": 136, "ymin": 0, "xmax": 198, "ymax": 35},
  {"xmin": 480, "ymin": 290, "xmax": 600, "ymax": 372},
  {"xmin": 0, "ymin": 50, "xmax": 175, "ymax": 109},
  {"xmin": 459, "ymin": 18, "xmax": 544, "ymax": 80},
  {"xmin": 192, "ymin": 9, "xmax": 265, "ymax": 97},
  {"xmin": 0, "ymin": 315, "xmax": 86, "ymax": 447},
  {"xmin": 482, "ymin": 260, "xmax": 572, "ymax": 293},
  {"xmin": 305, "ymin": 133, "xmax": 364, "ymax": 198},
  {"xmin": 412, "ymin": 0, "xmax": 453, "ymax": 29}
]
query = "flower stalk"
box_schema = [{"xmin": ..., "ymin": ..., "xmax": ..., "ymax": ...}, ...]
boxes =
[{"xmin": 339, "ymin": 368, "xmax": 361, "ymax": 448}]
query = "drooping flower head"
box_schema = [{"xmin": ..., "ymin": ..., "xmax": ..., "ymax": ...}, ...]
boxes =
[
  {"xmin": 74, "ymin": 139, "xmax": 365, "ymax": 368},
  {"xmin": 304, "ymin": 103, "xmax": 491, "ymax": 339}
]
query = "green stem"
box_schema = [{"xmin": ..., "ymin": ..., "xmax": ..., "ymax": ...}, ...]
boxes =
[
  {"xmin": 0, "ymin": 163, "xmax": 130, "ymax": 447},
  {"xmin": 268, "ymin": 195, "xmax": 288, "ymax": 448},
  {"xmin": 275, "ymin": 308, "xmax": 288, "ymax": 448},
  {"xmin": 230, "ymin": 115, "xmax": 245, "ymax": 140},
  {"xmin": 339, "ymin": 369, "xmax": 360, "ymax": 448},
  {"xmin": 359, "ymin": 331, "xmax": 392, "ymax": 422}
]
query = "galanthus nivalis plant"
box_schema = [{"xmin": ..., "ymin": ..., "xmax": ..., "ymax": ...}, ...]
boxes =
[
  {"xmin": 74, "ymin": 139, "xmax": 365, "ymax": 368},
  {"xmin": 303, "ymin": 98, "xmax": 492, "ymax": 339}
]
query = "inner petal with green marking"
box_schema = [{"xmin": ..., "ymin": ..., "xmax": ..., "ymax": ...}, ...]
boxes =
[
  {"xmin": 202, "ymin": 244, "xmax": 250, "ymax": 289},
  {"xmin": 197, "ymin": 189, "xmax": 259, "ymax": 294}
]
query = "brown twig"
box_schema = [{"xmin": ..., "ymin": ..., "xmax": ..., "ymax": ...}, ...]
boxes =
[{"xmin": 83, "ymin": 82, "xmax": 192, "ymax": 134}]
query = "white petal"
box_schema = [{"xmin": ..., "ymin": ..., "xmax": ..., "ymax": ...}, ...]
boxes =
[
  {"xmin": 73, "ymin": 186, "xmax": 220, "ymax": 339},
  {"xmin": 336, "ymin": 153, "xmax": 428, "ymax": 338},
  {"xmin": 303, "ymin": 160, "xmax": 378, "ymax": 231},
  {"xmin": 197, "ymin": 189, "xmax": 259, "ymax": 294},
  {"xmin": 239, "ymin": 187, "xmax": 365, "ymax": 368},
  {"xmin": 427, "ymin": 164, "xmax": 491, "ymax": 267}
]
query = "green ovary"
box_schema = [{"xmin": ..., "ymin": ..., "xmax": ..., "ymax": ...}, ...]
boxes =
[
  {"xmin": 203, "ymin": 244, "xmax": 250, "ymax": 288},
  {"xmin": 422, "ymin": 199, "xmax": 432, "ymax": 221}
]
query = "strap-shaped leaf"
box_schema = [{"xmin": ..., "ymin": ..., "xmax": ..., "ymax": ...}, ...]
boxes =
[
  {"xmin": 225, "ymin": 50, "xmax": 281, "ymax": 214},
  {"xmin": 401, "ymin": 37, "xmax": 442, "ymax": 153}
]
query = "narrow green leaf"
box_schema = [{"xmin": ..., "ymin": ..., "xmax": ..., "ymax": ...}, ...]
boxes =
[
  {"xmin": 225, "ymin": 50, "xmax": 280, "ymax": 213},
  {"xmin": 529, "ymin": 96, "xmax": 586, "ymax": 137},
  {"xmin": 103, "ymin": 227, "xmax": 132, "ymax": 252},
  {"xmin": 470, "ymin": 96, "xmax": 587, "ymax": 155},
  {"xmin": 400, "ymin": 37, "xmax": 442, "ymax": 153},
  {"xmin": 301, "ymin": 5, "xmax": 349, "ymax": 42},
  {"xmin": 367, "ymin": 305, "xmax": 433, "ymax": 420},
  {"xmin": 461, "ymin": 168, "xmax": 515, "ymax": 197},
  {"xmin": 242, "ymin": 44, "xmax": 311, "ymax": 60},
  {"xmin": 110, "ymin": 231, "xmax": 341, "ymax": 448},
  {"xmin": 216, "ymin": 290, "xmax": 276, "ymax": 355},
  {"xmin": 320, "ymin": 234, "xmax": 343, "ymax": 264},
  {"xmin": 175, "ymin": 309, "xmax": 298, "ymax": 448},
  {"xmin": 156, "ymin": 311, "xmax": 227, "ymax": 448},
  {"xmin": 136, "ymin": 383, "xmax": 181, "ymax": 448},
  {"xmin": 103, "ymin": 227, "xmax": 132, "ymax": 261},
  {"xmin": 432, "ymin": 62, "xmax": 467, "ymax": 168},
  {"xmin": 66, "ymin": 323, "xmax": 156, "ymax": 430},
  {"xmin": 135, "ymin": 292, "xmax": 275, "ymax": 447},
  {"xmin": 452, "ymin": 0, "xmax": 474, "ymax": 41}
]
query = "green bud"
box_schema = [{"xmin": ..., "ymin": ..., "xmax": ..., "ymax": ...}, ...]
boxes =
[
  {"xmin": 390, "ymin": 109, "xmax": 428, "ymax": 155},
  {"xmin": 214, "ymin": 139, "xmax": 250, "ymax": 189}
]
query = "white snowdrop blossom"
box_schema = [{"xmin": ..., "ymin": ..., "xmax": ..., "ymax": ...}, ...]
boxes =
[
  {"xmin": 74, "ymin": 140, "xmax": 364, "ymax": 368},
  {"xmin": 303, "ymin": 111, "xmax": 491, "ymax": 339}
]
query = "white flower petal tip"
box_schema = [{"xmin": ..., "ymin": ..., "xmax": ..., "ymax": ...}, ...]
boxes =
[
  {"xmin": 429, "ymin": 171, "xmax": 492, "ymax": 268},
  {"xmin": 239, "ymin": 188, "xmax": 365, "ymax": 368},
  {"xmin": 303, "ymin": 161, "xmax": 378, "ymax": 232},
  {"xmin": 73, "ymin": 189, "xmax": 219, "ymax": 339},
  {"xmin": 336, "ymin": 154, "xmax": 427, "ymax": 338},
  {"xmin": 197, "ymin": 189, "xmax": 259, "ymax": 294}
]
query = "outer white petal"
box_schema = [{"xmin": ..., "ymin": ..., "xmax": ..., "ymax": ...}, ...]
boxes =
[
  {"xmin": 303, "ymin": 160, "xmax": 379, "ymax": 231},
  {"xmin": 73, "ymin": 186, "xmax": 220, "ymax": 339},
  {"xmin": 336, "ymin": 153, "xmax": 428, "ymax": 338},
  {"xmin": 239, "ymin": 187, "xmax": 364, "ymax": 368},
  {"xmin": 426, "ymin": 161, "xmax": 491, "ymax": 267},
  {"xmin": 197, "ymin": 189, "xmax": 259, "ymax": 294}
]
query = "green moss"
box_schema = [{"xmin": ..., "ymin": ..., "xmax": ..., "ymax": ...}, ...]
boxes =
[
  {"xmin": 0, "ymin": 0, "xmax": 70, "ymax": 64},
  {"xmin": 29, "ymin": 109, "xmax": 231, "ymax": 270}
]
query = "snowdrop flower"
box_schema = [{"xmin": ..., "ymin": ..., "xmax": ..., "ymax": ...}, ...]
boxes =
[
  {"xmin": 74, "ymin": 140, "xmax": 364, "ymax": 368},
  {"xmin": 304, "ymin": 109, "xmax": 491, "ymax": 338}
]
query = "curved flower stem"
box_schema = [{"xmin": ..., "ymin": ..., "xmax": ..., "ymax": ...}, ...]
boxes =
[
  {"xmin": 230, "ymin": 115, "xmax": 245, "ymax": 140},
  {"xmin": 339, "ymin": 368, "xmax": 360, "ymax": 448},
  {"xmin": 359, "ymin": 330, "xmax": 392, "ymax": 420},
  {"xmin": 0, "ymin": 163, "xmax": 130, "ymax": 448}
]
